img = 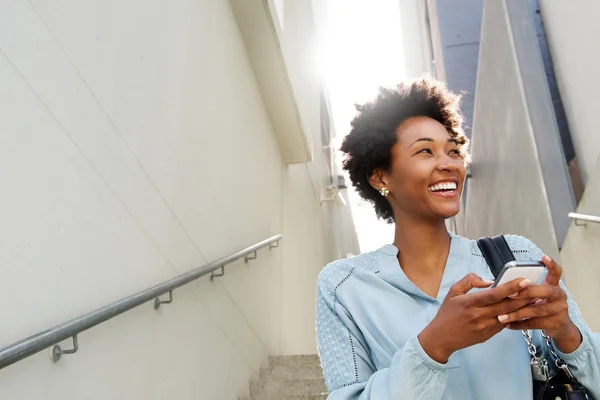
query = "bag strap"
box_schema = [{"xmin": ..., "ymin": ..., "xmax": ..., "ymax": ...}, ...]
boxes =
[{"xmin": 476, "ymin": 235, "xmax": 516, "ymax": 278}]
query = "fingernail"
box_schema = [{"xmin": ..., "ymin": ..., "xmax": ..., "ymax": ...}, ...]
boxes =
[
  {"xmin": 498, "ymin": 314, "xmax": 509, "ymax": 323},
  {"xmin": 542, "ymin": 255, "xmax": 552, "ymax": 263},
  {"xmin": 509, "ymin": 292, "xmax": 520, "ymax": 298},
  {"xmin": 482, "ymin": 279, "xmax": 494, "ymax": 285},
  {"xmin": 534, "ymin": 299, "xmax": 545, "ymax": 305},
  {"xmin": 519, "ymin": 279, "xmax": 531, "ymax": 288}
]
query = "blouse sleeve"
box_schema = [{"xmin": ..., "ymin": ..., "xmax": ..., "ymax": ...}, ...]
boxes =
[{"xmin": 316, "ymin": 264, "xmax": 449, "ymax": 399}]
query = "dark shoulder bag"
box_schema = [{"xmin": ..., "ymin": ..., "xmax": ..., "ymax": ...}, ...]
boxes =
[{"xmin": 477, "ymin": 235, "xmax": 594, "ymax": 400}]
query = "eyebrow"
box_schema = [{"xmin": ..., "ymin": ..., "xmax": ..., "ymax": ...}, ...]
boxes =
[{"xmin": 407, "ymin": 137, "xmax": 458, "ymax": 149}]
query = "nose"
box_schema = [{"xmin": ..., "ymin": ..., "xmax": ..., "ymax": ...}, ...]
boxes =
[{"xmin": 437, "ymin": 153, "xmax": 460, "ymax": 172}]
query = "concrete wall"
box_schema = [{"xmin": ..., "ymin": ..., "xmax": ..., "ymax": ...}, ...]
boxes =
[
  {"xmin": 0, "ymin": 0, "xmax": 358, "ymax": 398},
  {"xmin": 538, "ymin": 0, "xmax": 600, "ymax": 185},
  {"xmin": 560, "ymin": 156, "xmax": 600, "ymax": 331},
  {"xmin": 464, "ymin": 0, "xmax": 575, "ymax": 259}
]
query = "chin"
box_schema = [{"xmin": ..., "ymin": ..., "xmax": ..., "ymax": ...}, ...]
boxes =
[
  {"xmin": 443, "ymin": 210, "xmax": 460, "ymax": 219},
  {"xmin": 433, "ymin": 203, "xmax": 461, "ymax": 220}
]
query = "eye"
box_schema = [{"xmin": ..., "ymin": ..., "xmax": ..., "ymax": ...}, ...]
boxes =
[
  {"xmin": 417, "ymin": 148, "xmax": 433, "ymax": 155},
  {"xmin": 449, "ymin": 149, "xmax": 461, "ymax": 156}
]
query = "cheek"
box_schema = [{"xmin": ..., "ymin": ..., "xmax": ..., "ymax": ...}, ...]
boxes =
[{"xmin": 391, "ymin": 161, "xmax": 432, "ymax": 193}]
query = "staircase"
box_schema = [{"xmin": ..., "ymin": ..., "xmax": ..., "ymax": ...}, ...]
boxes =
[{"xmin": 242, "ymin": 355, "xmax": 328, "ymax": 399}]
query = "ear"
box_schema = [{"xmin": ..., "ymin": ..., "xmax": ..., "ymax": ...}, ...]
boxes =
[{"xmin": 368, "ymin": 168, "xmax": 388, "ymax": 192}]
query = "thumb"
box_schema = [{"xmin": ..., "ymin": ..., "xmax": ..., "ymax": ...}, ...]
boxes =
[
  {"xmin": 542, "ymin": 255, "xmax": 562, "ymax": 286},
  {"xmin": 448, "ymin": 273, "xmax": 493, "ymax": 296}
]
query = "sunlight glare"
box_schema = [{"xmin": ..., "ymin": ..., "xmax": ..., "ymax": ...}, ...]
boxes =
[{"xmin": 321, "ymin": 0, "xmax": 407, "ymax": 253}]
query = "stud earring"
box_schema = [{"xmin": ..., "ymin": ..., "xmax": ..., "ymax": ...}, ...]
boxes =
[{"xmin": 379, "ymin": 187, "xmax": 390, "ymax": 197}]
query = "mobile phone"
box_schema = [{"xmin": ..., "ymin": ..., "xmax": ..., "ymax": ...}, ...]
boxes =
[{"xmin": 491, "ymin": 261, "xmax": 546, "ymax": 288}]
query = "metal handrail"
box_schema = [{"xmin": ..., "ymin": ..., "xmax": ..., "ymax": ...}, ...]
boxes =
[
  {"xmin": 568, "ymin": 212, "xmax": 600, "ymax": 226},
  {"xmin": 0, "ymin": 234, "xmax": 282, "ymax": 370}
]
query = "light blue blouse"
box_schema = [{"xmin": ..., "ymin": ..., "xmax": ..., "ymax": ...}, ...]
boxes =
[{"xmin": 316, "ymin": 233, "xmax": 600, "ymax": 399}]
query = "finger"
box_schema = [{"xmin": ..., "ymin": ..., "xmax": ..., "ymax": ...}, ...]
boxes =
[
  {"xmin": 529, "ymin": 298, "xmax": 546, "ymax": 306},
  {"xmin": 448, "ymin": 273, "xmax": 493, "ymax": 296},
  {"xmin": 470, "ymin": 278, "xmax": 531, "ymax": 306},
  {"xmin": 508, "ymin": 284, "xmax": 560, "ymax": 300},
  {"xmin": 506, "ymin": 317, "xmax": 553, "ymax": 331},
  {"xmin": 497, "ymin": 301, "xmax": 564, "ymax": 324},
  {"xmin": 484, "ymin": 298, "xmax": 531, "ymax": 319},
  {"xmin": 542, "ymin": 255, "xmax": 562, "ymax": 286}
]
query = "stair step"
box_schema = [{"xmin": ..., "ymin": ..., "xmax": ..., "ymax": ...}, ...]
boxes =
[
  {"xmin": 268, "ymin": 354, "xmax": 321, "ymax": 367},
  {"xmin": 247, "ymin": 355, "xmax": 328, "ymax": 399},
  {"xmin": 251, "ymin": 395, "xmax": 328, "ymax": 400},
  {"xmin": 250, "ymin": 378, "xmax": 327, "ymax": 397},
  {"xmin": 260, "ymin": 363, "xmax": 324, "ymax": 380}
]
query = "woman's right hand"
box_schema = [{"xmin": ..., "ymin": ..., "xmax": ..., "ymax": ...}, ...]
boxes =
[{"xmin": 418, "ymin": 273, "xmax": 532, "ymax": 363}]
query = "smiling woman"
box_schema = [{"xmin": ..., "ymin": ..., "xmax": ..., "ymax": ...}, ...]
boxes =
[
  {"xmin": 315, "ymin": 76, "xmax": 600, "ymax": 399},
  {"xmin": 340, "ymin": 77, "xmax": 469, "ymax": 224}
]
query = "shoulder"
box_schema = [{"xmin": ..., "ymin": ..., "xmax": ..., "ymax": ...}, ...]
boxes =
[
  {"xmin": 503, "ymin": 235, "xmax": 544, "ymax": 260},
  {"xmin": 502, "ymin": 234, "xmax": 541, "ymax": 250},
  {"xmin": 452, "ymin": 232, "xmax": 544, "ymax": 260},
  {"xmin": 317, "ymin": 250, "xmax": 381, "ymax": 293}
]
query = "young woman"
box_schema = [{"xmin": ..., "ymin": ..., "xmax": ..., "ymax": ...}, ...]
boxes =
[{"xmin": 316, "ymin": 77, "xmax": 600, "ymax": 399}]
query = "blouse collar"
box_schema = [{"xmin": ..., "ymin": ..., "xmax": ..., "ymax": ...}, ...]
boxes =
[{"xmin": 375, "ymin": 231, "xmax": 467, "ymax": 302}]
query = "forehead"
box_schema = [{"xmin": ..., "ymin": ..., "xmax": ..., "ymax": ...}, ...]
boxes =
[{"xmin": 396, "ymin": 116, "xmax": 451, "ymax": 143}]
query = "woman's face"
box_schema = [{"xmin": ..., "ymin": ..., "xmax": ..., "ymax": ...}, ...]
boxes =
[{"xmin": 381, "ymin": 116, "xmax": 466, "ymax": 222}]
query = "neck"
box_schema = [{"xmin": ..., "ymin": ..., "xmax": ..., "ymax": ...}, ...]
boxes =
[{"xmin": 393, "ymin": 217, "xmax": 451, "ymax": 276}]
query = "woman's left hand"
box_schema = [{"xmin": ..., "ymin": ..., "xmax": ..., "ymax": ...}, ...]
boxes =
[{"xmin": 497, "ymin": 255, "xmax": 582, "ymax": 353}]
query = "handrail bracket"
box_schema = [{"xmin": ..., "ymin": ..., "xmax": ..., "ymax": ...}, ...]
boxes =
[
  {"xmin": 51, "ymin": 335, "xmax": 78, "ymax": 363},
  {"xmin": 210, "ymin": 266, "xmax": 225, "ymax": 281},
  {"xmin": 154, "ymin": 290, "xmax": 174, "ymax": 309},
  {"xmin": 244, "ymin": 251, "xmax": 257, "ymax": 264}
]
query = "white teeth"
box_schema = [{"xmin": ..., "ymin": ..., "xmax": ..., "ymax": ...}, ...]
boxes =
[{"xmin": 428, "ymin": 182, "xmax": 457, "ymax": 192}]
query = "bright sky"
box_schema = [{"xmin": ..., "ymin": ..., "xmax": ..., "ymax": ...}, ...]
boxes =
[{"xmin": 320, "ymin": 0, "xmax": 407, "ymax": 252}]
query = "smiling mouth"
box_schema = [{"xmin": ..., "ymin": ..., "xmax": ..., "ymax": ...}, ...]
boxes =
[{"xmin": 428, "ymin": 182, "xmax": 458, "ymax": 197}]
